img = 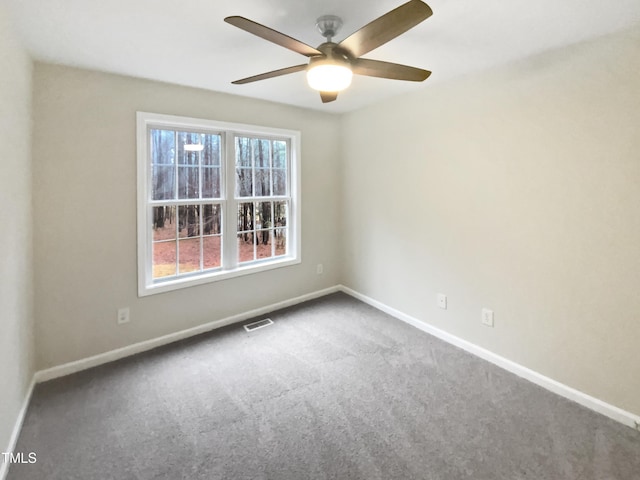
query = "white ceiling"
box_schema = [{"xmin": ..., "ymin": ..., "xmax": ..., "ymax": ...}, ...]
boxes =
[{"xmin": 6, "ymin": 0, "xmax": 640, "ymax": 113}]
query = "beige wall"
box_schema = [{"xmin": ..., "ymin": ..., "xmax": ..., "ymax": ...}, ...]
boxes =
[
  {"xmin": 32, "ymin": 64, "xmax": 342, "ymax": 369},
  {"xmin": 0, "ymin": 3, "xmax": 34, "ymax": 458},
  {"xmin": 341, "ymin": 26, "xmax": 640, "ymax": 416}
]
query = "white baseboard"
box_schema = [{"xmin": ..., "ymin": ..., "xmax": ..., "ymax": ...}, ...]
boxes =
[
  {"xmin": 35, "ymin": 285, "xmax": 340, "ymax": 383},
  {"xmin": 339, "ymin": 285, "xmax": 640, "ymax": 431},
  {"xmin": 0, "ymin": 377, "xmax": 35, "ymax": 480}
]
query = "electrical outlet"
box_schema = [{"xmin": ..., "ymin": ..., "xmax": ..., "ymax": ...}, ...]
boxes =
[
  {"xmin": 481, "ymin": 308, "xmax": 494, "ymax": 327},
  {"xmin": 316, "ymin": 263, "xmax": 323, "ymax": 275},
  {"xmin": 437, "ymin": 293, "xmax": 447, "ymax": 309},
  {"xmin": 117, "ymin": 307, "xmax": 130, "ymax": 325}
]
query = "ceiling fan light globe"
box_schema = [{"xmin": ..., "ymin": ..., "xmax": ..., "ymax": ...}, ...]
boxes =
[{"xmin": 307, "ymin": 64, "xmax": 353, "ymax": 92}]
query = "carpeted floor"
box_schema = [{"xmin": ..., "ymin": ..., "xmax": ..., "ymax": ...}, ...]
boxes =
[{"xmin": 8, "ymin": 293, "xmax": 640, "ymax": 479}]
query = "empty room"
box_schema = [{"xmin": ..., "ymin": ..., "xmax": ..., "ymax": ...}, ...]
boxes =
[{"xmin": 1, "ymin": 0, "xmax": 639, "ymax": 478}]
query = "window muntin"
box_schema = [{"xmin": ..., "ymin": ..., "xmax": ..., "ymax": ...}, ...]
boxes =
[{"xmin": 137, "ymin": 112, "xmax": 300, "ymax": 296}]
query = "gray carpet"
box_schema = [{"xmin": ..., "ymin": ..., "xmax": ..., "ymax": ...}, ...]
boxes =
[{"xmin": 8, "ymin": 293, "xmax": 640, "ymax": 479}]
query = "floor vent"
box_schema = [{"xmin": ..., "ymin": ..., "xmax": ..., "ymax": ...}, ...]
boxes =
[{"xmin": 243, "ymin": 318, "xmax": 274, "ymax": 332}]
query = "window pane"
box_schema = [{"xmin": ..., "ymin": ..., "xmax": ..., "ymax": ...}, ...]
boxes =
[
  {"xmin": 273, "ymin": 140, "xmax": 286, "ymax": 168},
  {"xmin": 150, "ymin": 129, "xmax": 176, "ymax": 200},
  {"xmin": 178, "ymin": 166, "xmax": 199, "ymax": 199},
  {"xmin": 150, "ymin": 129, "xmax": 175, "ymax": 165},
  {"xmin": 238, "ymin": 233, "xmax": 255, "ymax": 263},
  {"xmin": 177, "ymin": 131, "xmax": 203, "ymax": 165},
  {"xmin": 255, "ymin": 168, "xmax": 270, "ymax": 196},
  {"xmin": 151, "ymin": 165, "xmax": 175, "ymax": 200},
  {"xmin": 236, "ymin": 168, "xmax": 253, "ymax": 197},
  {"xmin": 203, "ymin": 204, "xmax": 221, "ymax": 235},
  {"xmin": 203, "ymin": 236, "xmax": 221, "ymax": 269},
  {"xmin": 178, "ymin": 238, "xmax": 200, "ymax": 274},
  {"xmin": 273, "ymin": 168, "xmax": 287, "ymax": 196},
  {"xmin": 256, "ymin": 229, "xmax": 273, "ymax": 260},
  {"xmin": 256, "ymin": 201, "xmax": 272, "ymax": 229},
  {"xmin": 152, "ymin": 206, "xmax": 176, "ymax": 241},
  {"xmin": 238, "ymin": 201, "xmax": 255, "ymax": 263},
  {"xmin": 202, "ymin": 167, "xmax": 221, "ymax": 198},
  {"xmin": 179, "ymin": 205, "xmax": 200, "ymax": 239},
  {"xmin": 274, "ymin": 228, "xmax": 287, "ymax": 256},
  {"xmin": 153, "ymin": 240, "xmax": 176, "ymax": 278},
  {"xmin": 274, "ymin": 201, "xmax": 288, "ymax": 228},
  {"xmin": 274, "ymin": 201, "xmax": 287, "ymax": 256},
  {"xmin": 237, "ymin": 202, "xmax": 254, "ymax": 232},
  {"xmin": 202, "ymin": 134, "xmax": 221, "ymax": 166},
  {"xmin": 254, "ymin": 138, "xmax": 270, "ymax": 168},
  {"xmin": 235, "ymin": 137, "xmax": 252, "ymax": 167}
]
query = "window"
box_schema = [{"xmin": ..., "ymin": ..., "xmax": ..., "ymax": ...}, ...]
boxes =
[{"xmin": 137, "ymin": 112, "xmax": 300, "ymax": 296}]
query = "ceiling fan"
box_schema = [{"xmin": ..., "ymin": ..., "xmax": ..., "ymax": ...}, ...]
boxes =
[{"xmin": 224, "ymin": 0, "xmax": 433, "ymax": 103}]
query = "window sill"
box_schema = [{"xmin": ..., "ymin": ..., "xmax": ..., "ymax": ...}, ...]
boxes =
[{"xmin": 138, "ymin": 256, "xmax": 301, "ymax": 297}]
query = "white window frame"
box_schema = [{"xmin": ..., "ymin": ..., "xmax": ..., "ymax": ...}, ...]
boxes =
[{"xmin": 136, "ymin": 111, "xmax": 301, "ymax": 297}]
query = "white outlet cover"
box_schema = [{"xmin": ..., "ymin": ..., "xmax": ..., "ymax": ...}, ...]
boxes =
[
  {"xmin": 117, "ymin": 307, "xmax": 130, "ymax": 324},
  {"xmin": 437, "ymin": 293, "xmax": 447, "ymax": 309},
  {"xmin": 482, "ymin": 308, "xmax": 494, "ymax": 327}
]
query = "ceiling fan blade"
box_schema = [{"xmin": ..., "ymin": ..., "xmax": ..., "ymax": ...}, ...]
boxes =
[
  {"xmin": 338, "ymin": 0, "xmax": 433, "ymax": 58},
  {"xmin": 320, "ymin": 91, "xmax": 338, "ymax": 103},
  {"xmin": 225, "ymin": 16, "xmax": 322, "ymax": 57},
  {"xmin": 352, "ymin": 58, "xmax": 431, "ymax": 82},
  {"xmin": 232, "ymin": 64, "xmax": 308, "ymax": 84}
]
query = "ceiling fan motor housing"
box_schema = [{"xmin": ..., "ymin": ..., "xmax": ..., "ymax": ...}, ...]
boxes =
[{"xmin": 312, "ymin": 42, "xmax": 352, "ymax": 65}]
